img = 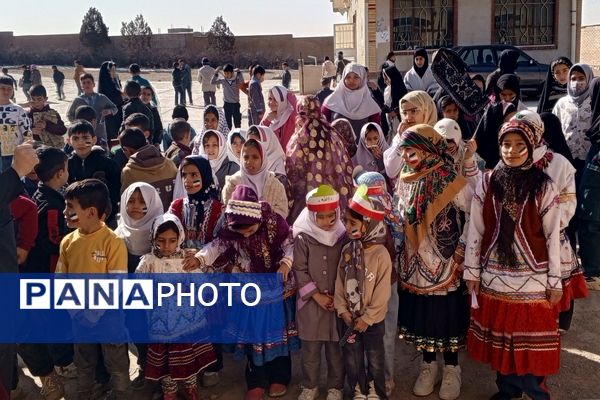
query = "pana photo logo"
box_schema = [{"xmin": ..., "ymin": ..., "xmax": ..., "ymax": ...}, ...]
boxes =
[{"xmin": 20, "ymin": 278, "xmax": 262, "ymax": 310}]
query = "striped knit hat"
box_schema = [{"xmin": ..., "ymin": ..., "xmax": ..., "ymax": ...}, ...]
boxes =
[
  {"xmin": 225, "ymin": 185, "xmax": 262, "ymax": 226},
  {"xmin": 349, "ymin": 184, "xmax": 385, "ymax": 221},
  {"xmin": 306, "ymin": 185, "xmax": 340, "ymax": 212}
]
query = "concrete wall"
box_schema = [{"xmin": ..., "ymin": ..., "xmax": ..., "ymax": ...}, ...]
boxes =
[
  {"xmin": 0, "ymin": 31, "xmax": 333, "ymax": 68},
  {"xmin": 580, "ymin": 25, "xmax": 600, "ymax": 73}
]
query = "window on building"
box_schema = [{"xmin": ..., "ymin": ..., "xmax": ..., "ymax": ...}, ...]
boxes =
[
  {"xmin": 391, "ymin": 0, "xmax": 454, "ymax": 51},
  {"xmin": 494, "ymin": 0, "xmax": 556, "ymax": 46},
  {"xmin": 334, "ymin": 23, "xmax": 355, "ymax": 50}
]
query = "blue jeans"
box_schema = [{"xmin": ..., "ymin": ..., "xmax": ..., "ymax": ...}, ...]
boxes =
[
  {"xmin": 383, "ymin": 282, "xmax": 399, "ymax": 381},
  {"xmin": 174, "ymin": 86, "xmax": 185, "ymax": 105}
]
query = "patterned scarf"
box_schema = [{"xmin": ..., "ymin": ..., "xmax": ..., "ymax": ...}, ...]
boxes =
[{"xmin": 398, "ymin": 124, "xmax": 466, "ymax": 251}]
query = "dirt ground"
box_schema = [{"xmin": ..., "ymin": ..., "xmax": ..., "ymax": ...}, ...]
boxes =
[{"xmin": 6, "ymin": 67, "xmax": 600, "ymax": 400}]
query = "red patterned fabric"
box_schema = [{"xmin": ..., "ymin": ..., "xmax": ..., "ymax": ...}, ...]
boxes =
[{"xmin": 145, "ymin": 343, "xmax": 216, "ymax": 381}]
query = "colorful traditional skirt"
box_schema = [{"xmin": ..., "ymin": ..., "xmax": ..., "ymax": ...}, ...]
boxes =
[
  {"xmin": 145, "ymin": 342, "xmax": 216, "ymax": 381},
  {"xmin": 398, "ymin": 288, "xmax": 469, "ymax": 353},
  {"xmin": 225, "ymin": 295, "xmax": 301, "ymax": 366},
  {"xmin": 468, "ymin": 292, "xmax": 561, "ymax": 376},
  {"xmin": 557, "ymin": 230, "xmax": 589, "ymax": 313}
]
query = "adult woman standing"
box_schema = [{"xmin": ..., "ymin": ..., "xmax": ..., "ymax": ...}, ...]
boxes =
[{"xmin": 98, "ymin": 61, "xmax": 124, "ymax": 142}]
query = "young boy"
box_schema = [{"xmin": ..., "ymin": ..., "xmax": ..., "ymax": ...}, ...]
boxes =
[
  {"xmin": 67, "ymin": 120, "xmax": 120, "ymax": 223},
  {"xmin": 198, "ymin": 57, "xmax": 217, "ymax": 107},
  {"xmin": 211, "ymin": 64, "xmax": 244, "ymax": 129},
  {"xmin": 119, "ymin": 127, "xmax": 177, "ymax": 211},
  {"xmin": 315, "ymin": 77, "xmax": 333, "ymax": 106},
  {"xmin": 56, "ymin": 179, "xmax": 130, "ymax": 399},
  {"xmin": 66, "ymin": 73, "xmax": 117, "ymax": 148},
  {"xmin": 281, "ymin": 62, "xmax": 291, "ymax": 89},
  {"xmin": 164, "ymin": 119, "xmax": 192, "ymax": 167},
  {"xmin": 0, "ymin": 76, "xmax": 31, "ymax": 172},
  {"xmin": 73, "ymin": 60, "xmax": 85, "ymax": 95},
  {"xmin": 19, "ymin": 147, "xmax": 75, "ymax": 399},
  {"xmin": 27, "ymin": 85, "xmax": 67, "ymax": 149},
  {"xmin": 128, "ymin": 63, "xmax": 157, "ymax": 103},
  {"xmin": 51, "ymin": 66, "xmax": 65, "ymax": 100},
  {"xmin": 248, "ymin": 65, "xmax": 266, "ymax": 126},
  {"xmin": 334, "ymin": 185, "xmax": 391, "ymax": 400},
  {"xmin": 111, "ymin": 113, "xmax": 152, "ymax": 170},
  {"xmin": 1, "ymin": 68, "xmax": 17, "ymax": 101},
  {"xmin": 121, "ymin": 80, "xmax": 154, "ymax": 133}
]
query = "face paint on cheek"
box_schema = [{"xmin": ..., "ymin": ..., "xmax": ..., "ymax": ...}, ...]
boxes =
[
  {"xmin": 84, "ymin": 141, "xmax": 93, "ymax": 146},
  {"xmin": 192, "ymin": 180, "xmax": 202, "ymax": 187},
  {"xmin": 408, "ymin": 151, "xmax": 419, "ymax": 163},
  {"xmin": 68, "ymin": 213, "xmax": 79, "ymax": 222},
  {"xmin": 518, "ymin": 147, "xmax": 528, "ymax": 157},
  {"xmin": 142, "ymin": 207, "xmax": 148, "ymax": 215}
]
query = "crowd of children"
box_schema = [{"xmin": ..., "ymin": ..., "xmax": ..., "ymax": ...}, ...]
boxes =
[{"xmin": 0, "ymin": 48, "xmax": 598, "ymax": 400}]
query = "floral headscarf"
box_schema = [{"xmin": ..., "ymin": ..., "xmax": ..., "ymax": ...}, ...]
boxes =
[{"xmin": 398, "ymin": 124, "xmax": 466, "ymax": 249}]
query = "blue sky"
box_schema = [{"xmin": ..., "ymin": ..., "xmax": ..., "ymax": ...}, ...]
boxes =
[{"xmin": 1, "ymin": 1, "xmax": 598, "ymax": 36}]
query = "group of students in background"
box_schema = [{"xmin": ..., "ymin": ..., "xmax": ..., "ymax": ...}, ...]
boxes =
[{"xmin": 0, "ymin": 46, "xmax": 598, "ymax": 400}]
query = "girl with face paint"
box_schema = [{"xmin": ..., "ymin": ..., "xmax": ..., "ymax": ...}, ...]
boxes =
[
  {"xmin": 182, "ymin": 185, "xmax": 299, "ymax": 400},
  {"xmin": 168, "ymin": 156, "xmax": 223, "ymax": 251},
  {"xmin": 135, "ymin": 213, "xmax": 217, "ymax": 400},
  {"xmin": 291, "ymin": 185, "xmax": 347, "ymax": 400},
  {"xmin": 464, "ymin": 120, "xmax": 563, "ymax": 399},
  {"xmin": 552, "ymin": 63, "xmax": 595, "ymax": 176},
  {"xmin": 396, "ymin": 124, "xmax": 471, "ymax": 399}
]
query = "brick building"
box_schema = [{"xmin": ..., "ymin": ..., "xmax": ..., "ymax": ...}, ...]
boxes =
[
  {"xmin": 579, "ymin": 24, "xmax": 600, "ymax": 74},
  {"xmin": 331, "ymin": 0, "xmax": 583, "ymax": 71}
]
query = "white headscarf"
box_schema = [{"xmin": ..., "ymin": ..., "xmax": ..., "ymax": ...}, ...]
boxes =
[
  {"xmin": 352, "ymin": 122, "xmax": 390, "ymax": 171},
  {"xmin": 150, "ymin": 213, "xmax": 186, "ymax": 256},
  {"xmin": 434, "ymin": 118, "xmax": 465, "ymax": 165},
  {"xmin": 226, "ymin": 129, "xmax": 246, "ymax": 166},
  {"xmin": 292, "ymin": 207, "xmax": 345, "ymax": 247},
  {"xmin": 323, "ymin": 63, "xmax": 381, "ymax": 120},
  {"xmin": 201, "ymin": 105, "xmax": 230, "ymax": 135},
  {"xmin": 241, "ymin": 139, "xmax": 270, "ymax": 198},
  {"xmin": 115, "ymin": 182, "xmax": 164, "ymax": 256},
  {"xmin": 248, "ymin": 125, "xmax": 286, "ymax": 176},
  {"xmin": 268, "ymin": 85, "xmax": 296, "ymax": 132},
  {"xmin": 197, "ymin": 129, "xmax": 228, "ymax": 183}
]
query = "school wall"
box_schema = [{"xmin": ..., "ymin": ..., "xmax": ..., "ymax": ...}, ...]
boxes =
[
  {"xmin": 336, "ymin": 0, "xmax": 581, "ymax": 73},
  {"xmin": 0, "ymin": 31, "xmax": 333, "ymax": 68},
  {"xmin": 579, "ymin": 25, "xmax": 600, "ymax": 74}
]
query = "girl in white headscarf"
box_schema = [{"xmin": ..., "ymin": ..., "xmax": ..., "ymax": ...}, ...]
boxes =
[
  {"xmin": 322, "ymin": 63, "xmax": 382, "ymax": 141},
  {"xmin": 226, "ymin": 129, "xmax": 246, "ymax": 166},
  {"xmin": 261, "ymin": 85, "xmax": 298, "ymax": 150},
  {"xmin": 246, "ymin": 125, "xmax": 288, "ymax": 182},
  {"xmin": 195, "ymin": 129, "xmax": 239, "ymax": 191},
  {"xmin": 115, "ymin": 182, "xmax": 164, "ymax": 272}
]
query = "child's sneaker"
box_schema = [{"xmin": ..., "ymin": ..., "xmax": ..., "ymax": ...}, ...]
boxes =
[
  {"xmin": 439, "ymin": 365, "xmax": 461, "ymax": 400},
  {"xmin": 55, "ymin": 362, "xmax": 77, "ymax": 379},
  {"xmin": 269, "ymin": 383, "xmax": 287, "ymax": 397},
  {"xmin": 245, "ymin": 387, "xmax": 265, "ymax": 400},
  {"xmin": 40, "ymin": 372, "xmax": 65, "ymax": 400},
  {"xmin": 367, "ymin": 381, "xmax": 380, "ymax": 400},
  {"xmin": 298, "ymin": 386, "xmax": 319, "ymax": 400},
  {"xmin": 413, "ymin": 361, "xmax": 440, "ymax": 396},
  {"xmin": 353, "ymin": 383, "xmax": 367, "ymax": 400},
  {"xmin": 202, "ymin": 371, "xmax": 220, "ymax": 387},
  {"xmin": 326, "ymin": 388, "xmax": 343, "ymax": 400}
]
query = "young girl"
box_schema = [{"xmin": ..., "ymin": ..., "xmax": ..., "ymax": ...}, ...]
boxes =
[
  {"xmin": 246, "ymin": 125, "xmax": 287, "ymax": 184},
  {"xmin": 292, "ymin": 185, "xmax": 346, "ymax": 400},
  {"xmin": 322, "ymin": 63, "xmax": 381, "ymax": 139},
  {"xmin": 202, "ymin": 104, "xmax": 229, "ymax": 135},
  {"xmin": 383, "ymin": 90, "xmax": 438, "ymax": 180},
  {"xmin": 221, "ymin": 139, "xmax": 288, "ymax": 218},
  {"xmin": 334, "ymin": 185, "xmax": 391, "ymax": 400},
  {"xmin": 115, "ymin": 182, "xmax": 164, "ymax": 272},
  {"xmin": 136, "ymin": 214, "xmax": 216, "ymax": 400},
  {"xmin": 353, "ymin": 123, "xmax": 390, "ymax": 177},
  {"xmin": 168, "ymin": 156, "xmax": 222, "ymax": 250},
  {"xmin": 433, "ymin": 118, "xmax": 481, "ymax": 187},
  {"xmin": 195, "ymin": 129, "xmax": 239, "ymax": 191},
  {"xmin": 226, "ymin": 129, "xmax": 246, "ymax": 166},
  {"xmin": 403, "ymin": 48, "xmax": 439, "ymax": 96},
  {"xmin": 395, "ymin": 124, "xmax": 471, "ymax": 400},
  {"xmin": 475, "ymin": 74, "xmax": 527, "ymax": 169},
  {"xmin": 261, "ymin": 85, "xmax": 297, "ymax": 150},
  {"xmin": 465, "ymin": 120, "xmax": 562, "ymax": 400},
  {"xmin": 552, "ymin": 63, "xmax": 594, "ymax": 177},
  {"xmin": 537, "ymin": 57, "xmax": 573, "ymax": 114},
  {"xmin": 286, "ymin": 95, "xmax": 354, "ymax": 223},
  {"xmin": 511, "ymin": 110, "xmax": 588, "ymax": 332},
  {"xmin": 182, "ymin": 185, "xmax": 299, "ymax": 400}
]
